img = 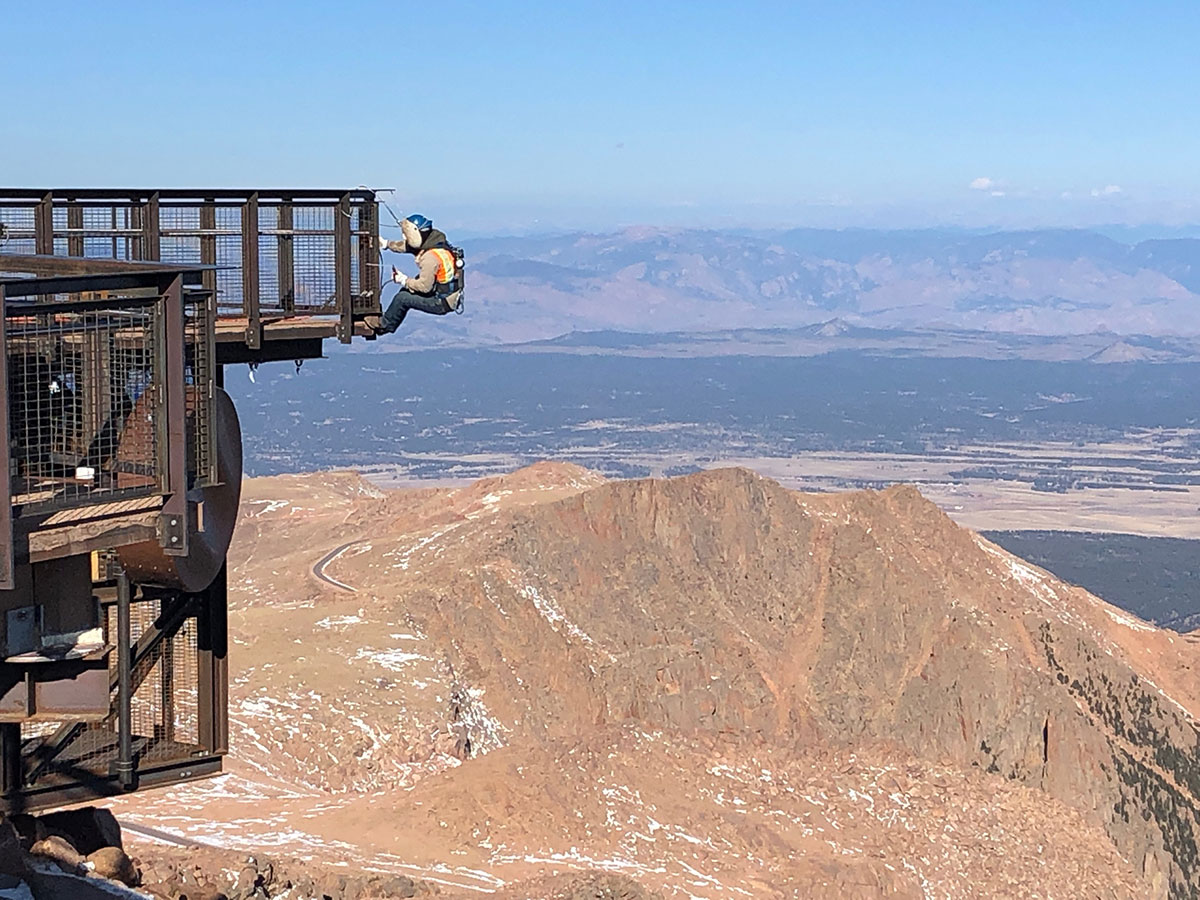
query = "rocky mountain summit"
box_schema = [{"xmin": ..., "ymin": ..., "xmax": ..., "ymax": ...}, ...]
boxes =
[{"xmin": 106, "ymin": 463, "xmax": 1200, "ymax": 898}]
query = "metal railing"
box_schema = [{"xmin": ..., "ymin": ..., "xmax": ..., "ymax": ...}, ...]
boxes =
[{"xmin": 0, "ymin": 190, "xmax": 381, "ymax": 346}]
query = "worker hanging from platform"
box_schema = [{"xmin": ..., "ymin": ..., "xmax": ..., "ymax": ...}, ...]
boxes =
[{"xmin": 366, "ymin": 214, "xmax": 465, "ymax": 335}]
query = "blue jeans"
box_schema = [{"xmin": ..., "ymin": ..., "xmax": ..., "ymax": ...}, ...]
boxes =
[{"xmin": 379, "ymin": 288, "xmax": 451, "ymax": 333}]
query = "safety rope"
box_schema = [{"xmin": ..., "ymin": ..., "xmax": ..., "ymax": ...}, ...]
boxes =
[
  {"xmin": 356, "ymin": 185, "xmax": 465, "ymax": 316},
  {"xmin": 349, "ymin": 185, "xmax": 399, "ymax": 297}
]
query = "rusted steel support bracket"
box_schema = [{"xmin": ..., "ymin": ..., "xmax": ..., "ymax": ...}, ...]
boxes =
[{"xmin": 159, "ymin": 274, "xmax": 189, "ymax": 557}]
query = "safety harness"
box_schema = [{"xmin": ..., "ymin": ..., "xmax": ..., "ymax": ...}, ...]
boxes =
[{"xmin": 420, "ymin": 233, "xmax": 466, "ymax": 315}]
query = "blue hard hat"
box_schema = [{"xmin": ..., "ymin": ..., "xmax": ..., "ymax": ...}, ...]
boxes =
[{"xmin": 405, "ymin": 214, "xmax": 433, "ymax": 233}]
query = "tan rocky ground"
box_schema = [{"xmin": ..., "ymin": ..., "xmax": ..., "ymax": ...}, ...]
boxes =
[{"xmin": 101, "ymin": 463, "xmax": 1200, "ymax": 898}]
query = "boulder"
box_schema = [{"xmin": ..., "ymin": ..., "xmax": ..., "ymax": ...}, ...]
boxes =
[
  {"xmin": 251, "ymin": 856, "xmax": 275, "ymax": 887},
  {"xmin": 36, "ymin": 807, "xmax": 122, "ymax": 855},
  {"xmin": 229, "ymin": 863, "xmax": 261, "ymax": 899},
  {"xmin": 316, "ymin": 871, "xmax": 347, "ymax": 899},
  {"xmin": 87, "ymin": 846, "xmax": 139, "ymax": 886},
  {"xmin": 374, "ymin": 874, "xmax": 417, "ymax": 897},
  {"xmin": 28, "ymin": 835, "xmax": 84, "ymax": 875},
  {"xmin": 292, "ymin": 873, "xmax": 315, "ymax": 895}
]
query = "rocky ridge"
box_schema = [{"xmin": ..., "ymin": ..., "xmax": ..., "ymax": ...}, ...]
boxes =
[{"xmin": 102, "ymin": 463, "xmax": 1200, "ymax": 898}]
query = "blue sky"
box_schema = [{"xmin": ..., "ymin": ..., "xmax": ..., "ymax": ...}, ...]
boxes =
[{"xmin": 3, "ymin": 1, "xmax": 1198, "ymax": 232}]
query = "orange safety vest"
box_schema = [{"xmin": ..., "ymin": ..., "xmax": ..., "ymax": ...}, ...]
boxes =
[{"xmin": 426, "ymin": 248, "xmax": 457, "ymax": 285}]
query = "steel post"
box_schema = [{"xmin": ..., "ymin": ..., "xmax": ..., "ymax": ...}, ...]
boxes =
[
  {"xmin": 130, "ymin": 200, "xmax": 143, "ymax": 261},
  {"xmin": 66, "ymin": 203, "xmax": 83, "ymax": 257},
  {"xmin": 241, "ymin": 193, "xmax": 261, "ymax": 349},
  {"xmin": 142, "ymin": 192, "xmax": 161, "ymax": 261},
  {"xmin": 335, "ymin": 193, "xmax": 352, "ymax": 343},
  {"xmin": 0, "ymin": 724, "xmax": 20, "ymax": 807},
  {"xmin": 197, "ymin": 564, "xmax": 229, "ymax": 755},
  {"xmin": 34, "ymin": 192, "xmax": 53, "ymax": 255},
  {"xmin": 278, "ymin": 201, "xmax": 295, "ymax": 314},
  {"xmin": 114, "ymin": 565, "xmax": 137, "ymax": 791}
]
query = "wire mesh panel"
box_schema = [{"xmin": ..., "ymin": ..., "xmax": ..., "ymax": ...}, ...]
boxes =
[
  {"xmin": 6, "ymin": 299, "xmax": 161, "ymax": 514},
  {"xmin": 20, "ymin": 596, "xmax": 206, "ymax": 786},
  {"xmin": 292, "ymin": 205, "xmax": 337, "ymax": 311},
  {"xmin": 0, "ymin": 206, "xmax": 36, "ymax": 255},
  {"xmin": 159, "ymin": 205, "xmax": 203, "ymax": 267},
  {"xmin": 213, "ymin": 205, "xmax": 244, "ymax": 315},
  {"xmin": 184, "ymin": 288, "xmax": 216, "ymax": 488},
  {"xmin": 257, "ymin": 206, "xmax": 281, "ymax": 310}
]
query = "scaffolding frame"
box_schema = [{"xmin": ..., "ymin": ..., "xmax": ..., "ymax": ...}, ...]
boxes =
[{"xmin": 0, "ymin": 255, "xmax": 226, "ymax": 811}]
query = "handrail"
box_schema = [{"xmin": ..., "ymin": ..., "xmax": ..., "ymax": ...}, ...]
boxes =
[
  {"xmin": 0, "ymin": 188, "xmax": 377, "ymax": 201},
  {"xmin": 0, "ymin": 188, "xmax": 381, "ymax": 345}
]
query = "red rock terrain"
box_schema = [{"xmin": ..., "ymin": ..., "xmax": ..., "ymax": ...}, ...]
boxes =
[{"xmin": 106, "ymin": 463, "xmax": 1200, "ymax": 898}]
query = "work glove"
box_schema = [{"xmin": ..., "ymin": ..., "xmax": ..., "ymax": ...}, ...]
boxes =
[
  {"xmin": 391, "ymin": 267, "xmax": 407, "ymax": 289},
  {"xmin": 378, "ymin": 235, "xmax": 390, "ymax": 252}
]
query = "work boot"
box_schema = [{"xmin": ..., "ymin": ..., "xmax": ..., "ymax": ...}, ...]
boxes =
[{"xmin": 362, "ymin": 315, "xmax": 383, "ymax": 334}]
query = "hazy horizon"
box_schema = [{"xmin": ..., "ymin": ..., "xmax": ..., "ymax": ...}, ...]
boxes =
[{"xmin": 6, "ymin": 2, "xmax": 1200, "ymax": 234}]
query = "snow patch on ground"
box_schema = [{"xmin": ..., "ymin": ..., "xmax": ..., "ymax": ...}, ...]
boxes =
[
  {"xmin": 245, "ymin": 499, "xmax": 291, "ymax": 517},
  {"xmin": 1103, "ymin": 606, "xmax": 1157, "ymax": 633},
  {"xmin": 355, "ymin": 647, "xmax": 430, "ymax": 672},
  {"xmin": 316, "ymin": 614, "xmax": 363, "ymax": 628}
]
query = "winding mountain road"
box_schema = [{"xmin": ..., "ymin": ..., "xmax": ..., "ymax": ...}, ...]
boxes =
[{"xmin": 312, "ymin": 541, "xmax": 362, "ymax": 593}]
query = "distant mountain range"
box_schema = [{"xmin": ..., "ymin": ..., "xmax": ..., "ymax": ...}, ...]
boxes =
[{"xmin": 386, "ymin": 227, "xmax": 1200, "ymax": 348}]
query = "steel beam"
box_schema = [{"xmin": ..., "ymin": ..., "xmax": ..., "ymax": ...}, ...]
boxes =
[
  {"xmin": 4, "ymin": 756, "xmax": 223, "ymax": 813},
  {"xmin": 197, "ymin": 564, "xmax": 229, "ymax": 755},
  {"xmin": 215, "ymin": 337, "xmax": 325, "ymax": 366},
  {"xmin": 0, "ymin": 253, "xmax": 205, "ymax": 277}
]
